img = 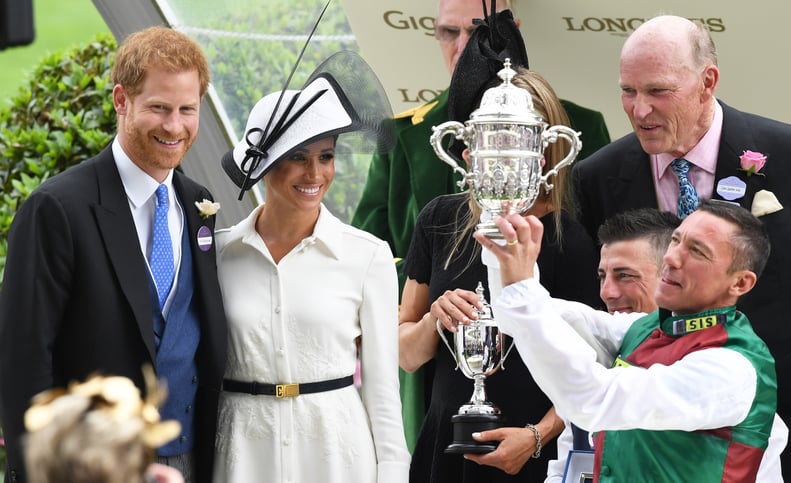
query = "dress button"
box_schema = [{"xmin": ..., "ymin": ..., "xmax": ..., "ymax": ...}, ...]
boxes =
[
  {"xmin": 185, "ymin": 405, "xmax": 192, "ymax": 414},
  {"xmin": 283, "ymin": 438, "xmax": 291, "ymax": 446},
  {"xmin": 275, "ymin": 306, "xmax": 281, "ymax": 314},
  {"xmin": 180, "ymin": 436, "xmax": 187, "ymax": 443},
  {"xmin": 192, "ymin": 376, "xmax": 198, "ymax": 383}
]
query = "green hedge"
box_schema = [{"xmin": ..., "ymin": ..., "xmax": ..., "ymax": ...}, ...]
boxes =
[{"xmin": 0, "ymin": 34, "xmax": 117, "ymax": 281}]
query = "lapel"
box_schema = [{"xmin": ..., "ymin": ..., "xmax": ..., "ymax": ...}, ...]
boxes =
[
  {"xmin": 91, "ymin": 147, "xmax": 157, "ymax": 361},
  {"xmin": 607, "ymin": 135, "xmax": 659, "ymax": 209},
  {"xmin": 712, "ymin": 101, "xmax": 766, "ymax": 211},
  {"xmin": 172, "ymin": 171, "xmax": 215, "ymax": 316}
]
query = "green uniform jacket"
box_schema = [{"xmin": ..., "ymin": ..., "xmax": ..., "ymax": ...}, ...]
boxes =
[
  {"xmin": 597, "ymin": 307, "xmax": 776, "ymax": 482},
  {"xmin": 351, "ymin": 88, "xmax": 611, "ymax": 450}
]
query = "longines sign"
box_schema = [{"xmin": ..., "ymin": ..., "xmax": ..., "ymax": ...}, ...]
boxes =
[
  {"xmin": 340, "ymin": 0, "xmax": 789, "ymax": 139},
  {"xmin": 561, "ymin": 17, "xmax": 725, "ymax": 34}
]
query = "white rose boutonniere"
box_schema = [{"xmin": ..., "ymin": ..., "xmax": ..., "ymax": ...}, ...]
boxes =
[{"xmin": 195, "ymin": 199, "xmax": 221, "ymax": 219}]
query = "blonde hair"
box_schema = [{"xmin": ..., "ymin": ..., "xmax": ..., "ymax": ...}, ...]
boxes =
[{"xmin": 445, "ymin": 67, "xmax": 572, "ymax": 270}]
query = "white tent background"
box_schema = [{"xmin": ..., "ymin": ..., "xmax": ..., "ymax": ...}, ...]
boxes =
[{"xmin": 341, "ymin": 0, "xmax": 790, "ymax": 140}]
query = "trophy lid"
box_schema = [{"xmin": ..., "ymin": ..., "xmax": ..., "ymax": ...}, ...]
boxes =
[{"xmin": 469, "ymin": 59, "xmax": 545, "ymax": 125}]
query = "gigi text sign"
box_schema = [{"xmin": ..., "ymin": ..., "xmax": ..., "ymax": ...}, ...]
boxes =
[{"xmin": 341, "ymin": 0, "xmax": 791, "ymax": 138}]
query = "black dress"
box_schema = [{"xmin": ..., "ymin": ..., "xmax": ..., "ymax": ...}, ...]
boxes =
[{"xmin": 405, "ymin": 193, "xmax": 601, "ymax": 483}]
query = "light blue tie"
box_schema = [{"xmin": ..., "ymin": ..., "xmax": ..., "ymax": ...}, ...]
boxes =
[
  {"xmin": 151, "ymin": 184, "xmax": 174, "ymax": 309},
  {"xmin": 670, "ymin": 158, "xmax": 699, "ymax": 219}
]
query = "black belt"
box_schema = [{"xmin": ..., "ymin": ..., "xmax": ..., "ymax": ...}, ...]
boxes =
[{"xmin": 222, "ymin": 375, "xmax": 354, "ymax": 398}]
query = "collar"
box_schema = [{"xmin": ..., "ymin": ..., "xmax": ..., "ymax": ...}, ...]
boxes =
[
  {"xmin": 228, "ymin": 203, "xmax": 343, "ymax": 261},
  {"xmin": 658, "ymin": 304, "xmax": 736, "ymax": 336},
  {"xmin": 654, "ymin": 99, "xmax": 723, "ymax": 178},
  {"xmin": 113, "ymin": 137, "xmax": 175, "ymax": 207}
]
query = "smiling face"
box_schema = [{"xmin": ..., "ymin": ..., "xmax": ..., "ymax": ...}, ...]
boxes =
[
  {"xmin": 598, "ymin": 239, "xmax": 661, "ymax": 314},
  {"xmin": 114, "ymin": 67, "xmax": 201, "ymax": 182},
  {"xmin": 263, "ymin": 137, "xmax": 335, "ymax": 215},
  {"xmin": 655, "ymin": 210, "xmax": 747, "ymax": 314},
  {"xmin": 618, "ymin": 17, "xmax": 718, "ymax": 157}
]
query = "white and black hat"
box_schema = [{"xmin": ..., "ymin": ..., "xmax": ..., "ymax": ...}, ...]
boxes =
[{"xmin": 222, "ymin": 51, "xmax": 394, "ymax": 198}]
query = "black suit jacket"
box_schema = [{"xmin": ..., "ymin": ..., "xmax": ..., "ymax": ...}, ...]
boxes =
[
  {"xmin": 0, "ymin": 145, "xmax": 227, "ymax": 483},
  {"xmin": 572, "ymin": 100, "xmax": 791, "ymax": 467}
]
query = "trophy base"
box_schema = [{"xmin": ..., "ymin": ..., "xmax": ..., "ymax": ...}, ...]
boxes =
[
  {"xmin": 475, "ymin": 223, "xmax": 504, "ymax": 239},
  {"xmin": 444, "ymin": 413, "xmax": 505, "ymax": 454}
]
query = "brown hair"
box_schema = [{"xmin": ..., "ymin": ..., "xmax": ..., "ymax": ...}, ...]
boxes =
[
  {"xmin": 696, "ymin": 200, "xmax": 770, "ymax": 277},
  {"xmin": 111, "ymin": 26, "xmax": 210, "ymax": 99}
]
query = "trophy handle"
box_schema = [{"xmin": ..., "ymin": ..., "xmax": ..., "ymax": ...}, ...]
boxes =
[
  {"xmin": 430, "ymin": 121, "xmax": 473, "ymax": 191},
  {"xmin": 539, "ymin": 125, "xmax": 582, "ymax": 192},
  {"xmin": 436, "ymin": 318, "xmax": 460, "ymax": 371}
]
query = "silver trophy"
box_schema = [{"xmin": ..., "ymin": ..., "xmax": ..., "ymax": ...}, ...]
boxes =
[
  {"xmin": 430, "ymin": 59, "xmax": 582, "ymax": 238},
  {"xmin": 437, "ymin": 282, "xmax": 514, "ymax": 453}
]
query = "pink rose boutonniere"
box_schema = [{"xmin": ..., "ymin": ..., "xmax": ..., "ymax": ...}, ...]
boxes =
[{"xmin": 739, "ymin": 150, "xmax": 767, "ymax": 177}]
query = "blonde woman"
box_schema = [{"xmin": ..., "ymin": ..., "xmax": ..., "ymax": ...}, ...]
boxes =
[{"xmin": 398, "ymin": 67, "xmax": 601, "ymax": 483}]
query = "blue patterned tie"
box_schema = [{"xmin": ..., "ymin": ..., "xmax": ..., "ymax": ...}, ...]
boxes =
[
  {"xmin": 670, "ymin": 158, "xmax": 699, "ymax": 219},
  {"xmin": 151, "ymin": 184, "xmax": 174, "ymax": 309}
]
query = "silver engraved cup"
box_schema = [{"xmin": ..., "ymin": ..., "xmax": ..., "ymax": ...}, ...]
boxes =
[
  {"xmin": 430, "ymin": 60, "xmax": 582, "ymax": 238},
  {"xmin": 437, "ymin": 283, "xmax": 514, "ymax": 453}
]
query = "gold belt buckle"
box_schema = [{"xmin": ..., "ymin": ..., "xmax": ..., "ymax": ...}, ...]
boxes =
[{"xmin": 276, "ymin": 383, "xmax": 300, "ymax": 398}]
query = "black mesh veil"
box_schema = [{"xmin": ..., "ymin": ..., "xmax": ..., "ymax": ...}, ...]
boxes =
[{"xmin": 306, "ymin": 51, "xmax": 396, "ymax": 157}]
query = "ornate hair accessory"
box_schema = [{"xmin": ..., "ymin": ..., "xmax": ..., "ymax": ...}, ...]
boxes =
[{"xmin": 24, "ymin": 364, "xmax": 180, "ymax": 448}]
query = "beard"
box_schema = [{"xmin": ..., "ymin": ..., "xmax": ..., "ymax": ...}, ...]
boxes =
[{"xmin": 120, "ymin": 110, "xmax": 196, "ymax": 175}]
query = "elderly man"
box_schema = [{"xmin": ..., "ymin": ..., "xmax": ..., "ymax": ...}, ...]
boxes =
[
  {"xmin": 475, "ymin": 201, "xmax": 776, "ymax": 481},
  {"xmin": 572, "ymin": 15, "xmax": 791, "ymax": 473},
  {"xmin": 352, "ymin": 0, "xmax": 610, "ymax": 450}
]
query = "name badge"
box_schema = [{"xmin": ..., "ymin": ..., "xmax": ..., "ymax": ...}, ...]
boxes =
[
  {"xmin": 716, "ymin": 176, "xmax": 747, "ymax": 201},
  {"xmin": 197, "ymin": 225, "xmax": 213, "ymax": 252},
  {"xmin": 672, "ymin": 314, "xmax": 724, "ymax": 335}
]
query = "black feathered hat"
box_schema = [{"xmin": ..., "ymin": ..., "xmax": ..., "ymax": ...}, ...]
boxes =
[{"xmin": 447, "ymin": 1, "xmax": 529, "ymax": 125}]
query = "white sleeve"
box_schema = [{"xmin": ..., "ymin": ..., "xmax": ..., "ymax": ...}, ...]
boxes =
[
  {"xmin": 494, "ymin": 279, "xmax": 758, "ymax": 433},
  {"xmin": 482, "ymin": 242, "xmax": 620, "ymax": 364},
  {"xmin": 756, "ymin": 413, "xmax": 788, "ymax": 482},
  {"xmin": 544, "ymin": 420, "xmax": 573, "ymax": 483},
  {"xmin": 359, "ymin": 241, "xmax": 410, "ymax": 483},
  {"xmin": 481, "ymin": 239, "xmax": 539, "ymax": 303}
]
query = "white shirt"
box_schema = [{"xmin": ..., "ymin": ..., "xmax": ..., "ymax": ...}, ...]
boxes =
[{"xmin": 113, "ymin": 138, "xmax": 184, "ymax": 312}]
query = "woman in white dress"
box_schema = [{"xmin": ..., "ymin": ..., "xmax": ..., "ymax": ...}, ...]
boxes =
[{"xmin": 212, "ymin": 53, "xmax": 409, "ymax": 483}]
